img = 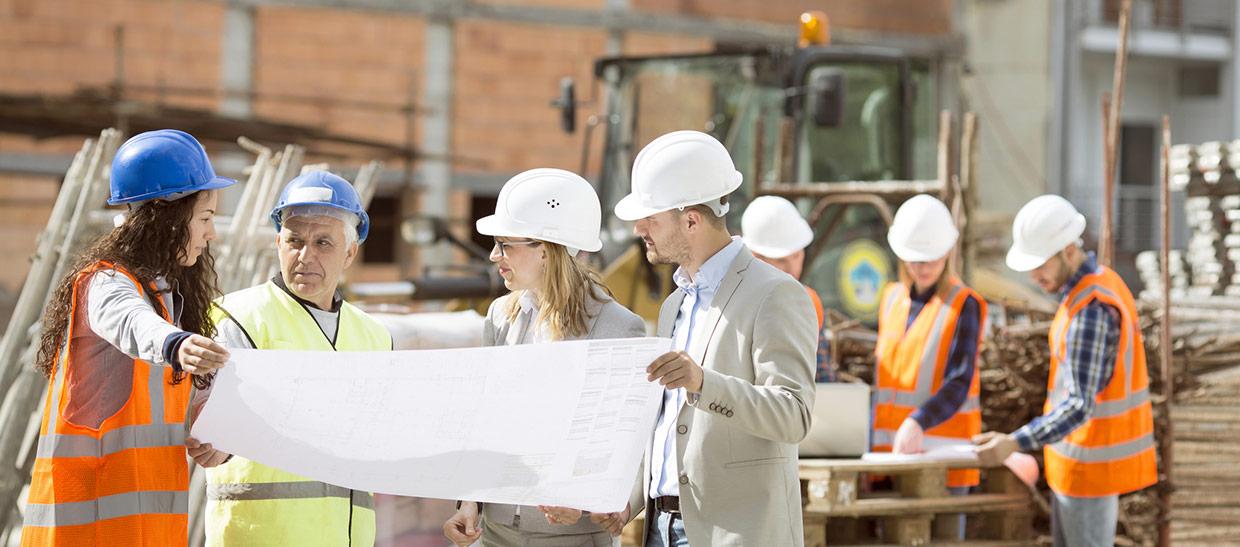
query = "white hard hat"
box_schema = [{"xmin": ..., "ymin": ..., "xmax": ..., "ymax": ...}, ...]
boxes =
[
  {"xmin": 741, "ymin": 196, "xmax": 813, "ymax": 258},
  {"xmin": 614, "ymin": 130, "xmax": 743, "ymax": 221},
  {"xmin": 476, "ymin": 168, "xmax": 603, "ymax": 255},
  {"xmin": 1006, "ymin": 194, "xmax": 1086, "ymax": 272},
  {"xmin": 887, "ymin": 194, "xmax": 959, "ymax": 262}
]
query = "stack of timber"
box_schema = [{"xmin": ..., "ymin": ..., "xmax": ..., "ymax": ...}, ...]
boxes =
[
  {"xmin": 1166, "ymin": 141, "xmax": 1240, "ymax": 297},
  {"xmin": 1168, "ymin": 371, "xmax": 1240, "ymax": 544},
  {"xmin": 799, "ymin": 459, "xmax": 1034, "ymax": 546}
]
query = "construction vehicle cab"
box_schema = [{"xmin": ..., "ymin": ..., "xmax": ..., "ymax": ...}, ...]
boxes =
[{"xmin": 577, "ymin": 26, "xmax": 946, "ymax": 325}]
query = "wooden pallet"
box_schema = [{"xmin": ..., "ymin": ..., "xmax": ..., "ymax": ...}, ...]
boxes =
[{"xmin": 799, "ymin": 459, "xmax": 1034, "ymax": 546}]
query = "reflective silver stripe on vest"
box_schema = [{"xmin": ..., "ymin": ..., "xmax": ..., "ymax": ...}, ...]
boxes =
[
  {"xmin": 23, "ymin": 490, "xmax": 188, "ymax": 528},
  {"xmin": 878, "ymin": 285, "xmax": 972, "ymax": 411},
  {"xmin": 1050, "ymin": 284, "xmax": 1140, "ymax": 415},
  {"xmin": 36, "ymin": 422, "xmax": 186, "ymax": 459},
  {"xmin": 874, "ymin": 388, "xmax": 980, "ymax": 413},
  {"xmin": 149, "ymin": 363, "xmax": 165, "ymax": 424},
  {"xmin": 1093, "ymin": 388, "xmax": 1150, "ymax": 418},
  {"xmin": 207, "ymin": 481, "xmax": 374, "ymax": 510},
  {"xmin": 910, "ymin": 285, "xmax": 964, "ymax": 405},
  {"xmin": 1048, "ymin": 432, "xmax": 1155, "ymax": 464}
]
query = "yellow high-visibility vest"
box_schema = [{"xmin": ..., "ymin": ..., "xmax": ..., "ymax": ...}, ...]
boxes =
[{"xmin": 205, "ymin": 281, "xmax": 391, "ymax": 546}]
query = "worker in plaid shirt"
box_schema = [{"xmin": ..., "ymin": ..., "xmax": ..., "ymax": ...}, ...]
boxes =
[{"xmin": 977, "ymin": 195, "xmax": 1157, "ymax": 547}]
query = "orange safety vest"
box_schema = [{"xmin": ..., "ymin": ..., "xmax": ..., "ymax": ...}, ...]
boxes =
[
  {"xmin": 22, "ymin": 262, "xmax": 192, "ymax": 546},
  {"xmin": 1044, "ymin": 266, "xmax": 1156, "ymax": 497},
  {"xmin": 874, "ymin": 279, "xmax": 986, "ymax": 488},
  {"xmin": 806, "ymin": 285, "xmax": 824, "ymax": 329}
]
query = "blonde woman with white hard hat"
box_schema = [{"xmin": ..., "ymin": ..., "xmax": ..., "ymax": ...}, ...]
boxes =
[
  {"xmin": 442, "ymin": 168, "xmax": 645, "ymax": 547},
  {"xmin": 975, "ymin": 195, "xmax": 1155, "ymax": 547},
  {"xmin": 873, "ymin": 194, "xmax": 987, "ymax": 539}
]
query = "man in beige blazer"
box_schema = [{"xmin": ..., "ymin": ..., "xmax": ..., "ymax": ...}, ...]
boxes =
[{"xmin": 591, "ymin": 130, "xmax": 817, "ymax": 546}]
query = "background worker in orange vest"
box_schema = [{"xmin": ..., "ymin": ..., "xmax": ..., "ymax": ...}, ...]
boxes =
[
  {"xmin": 975, "ymin": 195, "xmax": 1157, "ymax": 547},
  {"xmin": 872, "ymin": 195, "xmax": 985, "ymax": 540},
  {"xmin": 740, "ymin": 196, "xmax": 831, "ymax": 380},
  {"xmin": 22, "ymin": 129, "xmax": 234, "ymax": 546}
]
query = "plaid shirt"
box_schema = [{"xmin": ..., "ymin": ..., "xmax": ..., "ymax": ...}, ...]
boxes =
[
  {"xmin": 1013, "ymin": 253, "xmax": 1120, "ymax": 451},
  {"xmin": 815, "ymin": 329, "xmax": 837, "ymax": 382},
  {"xmin": 907, "ymin": 288, "xmax": 981, "ymax": 430}
]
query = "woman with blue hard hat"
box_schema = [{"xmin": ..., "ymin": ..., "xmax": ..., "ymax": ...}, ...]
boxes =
[{"xmin": 22, "ymin": 129, "xmax": 235, "ymax": 546}]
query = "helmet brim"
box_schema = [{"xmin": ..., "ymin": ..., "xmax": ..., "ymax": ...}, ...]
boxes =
[
  {"xmin": 1006, "ymin": 246, "xmax": 1053, "ymax": 273},
  {"xmin": 614, "ymin": 193, "xmax": 670, "ymax": 221},
  {"xmin": 106, "ymin": 175, "xmax": 237, "ymax": 205},
  {"xmin": 476, "ymin": 215, "xmax": 603, "ymax": 252},
  {"xmin": 613, "ymin": 173, "xmax": 742, "ymax": 222},
  {"xmin": 742, "ymin": 241, "xmax": 796, "ymax": 259}
]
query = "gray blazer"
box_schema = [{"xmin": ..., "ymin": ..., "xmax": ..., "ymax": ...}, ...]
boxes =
[
  {"xmin": 480, "ymin": 287, "xmax": 647, "ymax": 541},
  {"xmin": 630, "ymin": 247, "xmax": 817, "ymax": 546}
]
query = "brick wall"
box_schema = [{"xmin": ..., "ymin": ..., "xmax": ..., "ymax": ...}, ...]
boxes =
[
  {"xmin": 634, "ymin": 0, "xmax": 955, "ymax": 35},
  {"xmin": 251, "ymin": 5, "xmax": 425, "ymax": 148}
]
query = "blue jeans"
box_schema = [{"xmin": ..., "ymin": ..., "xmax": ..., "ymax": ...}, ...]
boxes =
[
  {"xmin": 1051, "ymin": 491, "xmax": 1118, "ymax": 547},
  {"xmin": 645, "ymin": 508, "xmax": 689, "ymax": 547}
]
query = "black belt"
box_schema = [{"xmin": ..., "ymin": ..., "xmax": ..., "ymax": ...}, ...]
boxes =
[{"xmin": 654, "ymin": 496, "xmax": 680, "ymax": 514}]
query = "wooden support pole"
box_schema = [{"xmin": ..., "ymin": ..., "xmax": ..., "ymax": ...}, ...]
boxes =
[
  {"xmin": 960, "ymin": 112, "xmax": 979, "ymax": 284},
  {"xmin": 1101, "ymin": 0, "xmax": 1133, "ymax": 267},
  {"xmin": 1158, "ymin": 114, "xmax": 1174, "ymax": 547},
  {"xmin": 1102, "ymin": 93, "xmax": 1114, "ymax": 265},
  {"xmin": 937, "ymin": 110, "xmax": 953, "ymax": 205}
]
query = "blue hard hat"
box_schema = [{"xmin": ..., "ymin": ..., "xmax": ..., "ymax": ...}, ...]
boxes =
[
  {"xmin": 108, "ymin": 129, "xmax": 236, "ymax": 205},
  {"xmin": 270, "ymin": 171, "xmax": 370, "ymax": 242}
]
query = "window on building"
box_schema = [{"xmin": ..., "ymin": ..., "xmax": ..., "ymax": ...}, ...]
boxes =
[
  {"xmin": 1104, "ymin": 0, "xmax": 1182, "ymax": 29},
  {"xmin": 362, "ymin": 194, "xmax": 399, "ymax": 264},
  {"xmin": 1117, "ymin": 123, "xmax": 1159, "ymax": 253},
  {"xmin": 470, "ymin": 194, "xmax": 498, "ymax": 253},
  {"xmin": 1178, "ymin": 65, "xmax": 1221, "ymax": 98}
]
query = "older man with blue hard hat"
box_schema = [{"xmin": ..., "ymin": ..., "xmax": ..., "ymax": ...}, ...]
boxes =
[{"xmin": 190, "ymin": 170, "xmax": 393, "ymax": 546}]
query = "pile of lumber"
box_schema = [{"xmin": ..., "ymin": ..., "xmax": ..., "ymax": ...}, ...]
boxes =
[
  {"xmin": 1168, "ymin": 373, "xmax": 1240, "ymax": 543},
  {"xmin": 1165, "ymin": 141, "xmax": 1240, "ymax": 297}
]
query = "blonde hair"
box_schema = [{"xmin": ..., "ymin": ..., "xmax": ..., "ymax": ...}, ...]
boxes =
[
  {"xmin": 505, "ymin": 242, "xmax": 613, "ymax": 340},
  {"xmin": 897, "ymin": 253, "xmax": 957, "ymax": 299}
]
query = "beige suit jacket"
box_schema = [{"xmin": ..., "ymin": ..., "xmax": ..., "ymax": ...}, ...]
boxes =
[{"xmin": 631, "ymin": 247, "xmax": 817, "ymax": 546}]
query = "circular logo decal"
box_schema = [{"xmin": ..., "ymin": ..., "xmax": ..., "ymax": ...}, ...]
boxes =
[{"xmin": 838, "ymin": 239, "xmax": 890, "ymax": 320}]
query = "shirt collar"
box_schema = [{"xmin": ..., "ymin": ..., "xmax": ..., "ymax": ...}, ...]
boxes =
[
  {"xmin": 673, "ymin": 237, "xmax": 745, "ymax": 293},
  {"xmin": 1058, "ymin": 252, "xmax": 1100, "ymax": 301},
  {"xmin": 518, "ymin": 291, "xmax": 539, "ymax": 314}
]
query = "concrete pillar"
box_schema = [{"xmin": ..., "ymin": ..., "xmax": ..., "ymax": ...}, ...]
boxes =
[
  {"xmin": 219, "ymin": 5, "xmax": 255, "ymax": 118},
  {"xmin": 1232, "ymin": 0, "xmax": 1240, "ymax": 136},
  {"xmin": 419, "ymin": 19, "xmax": 455, "ymax": 268},
  {"xmin": 605, "ymin": 0, "xmax": 628, "ymax": 56}
]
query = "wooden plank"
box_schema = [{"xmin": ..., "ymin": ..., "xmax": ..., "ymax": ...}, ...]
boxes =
[
  {"xmin": 885, "ymin": 514, "xmax": 932, "ymax": 546},
  {"xmin": 803, "ymin": 512, "xmax": 827, "ymax": 547},
  {"xmin": 802, "ymin": 469, "xmax": 860, "ymax": 511},
  {"xmin": 898, "ymin": 466, "xmax": 946, "ymax": 499},
  {"xmin": 800, "ymin": 458, "xmax": 962, "ymax": 476},
  {"xmin": 804, "ymin": 494, "xmax": 1029, "ymax": 518}
]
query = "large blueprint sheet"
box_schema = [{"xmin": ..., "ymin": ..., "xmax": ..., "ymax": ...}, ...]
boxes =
[{"xmin": 192, "ymin": 337, "xmax": 671, "ymax": 512}]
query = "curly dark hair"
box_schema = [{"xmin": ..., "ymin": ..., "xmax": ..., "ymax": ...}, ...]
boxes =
[{"xmin": 34, "ymin": 190, "xmax": 222, "ymax": 389}]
